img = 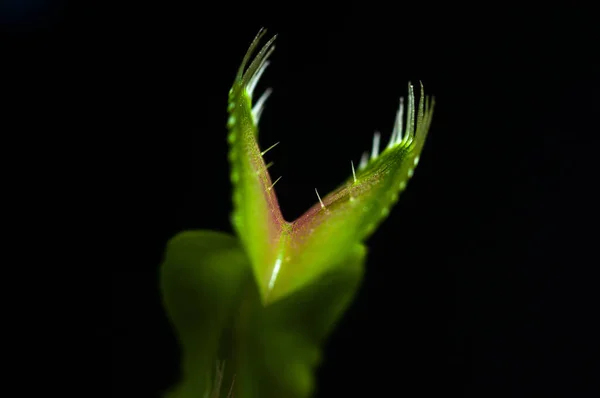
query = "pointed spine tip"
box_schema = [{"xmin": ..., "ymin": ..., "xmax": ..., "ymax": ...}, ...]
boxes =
[
  {"xmin": 242, "ymin": 34, "xmax": 277, "ymax": 89},
  {"xmin": 237, "ymin": 28, "xmax": 268, "ymax": 81}
]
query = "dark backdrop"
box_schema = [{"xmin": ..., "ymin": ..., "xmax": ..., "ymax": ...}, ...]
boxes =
[{"xmin": 5, "ymin": 1, "xmax": 598, "ymax": 397}]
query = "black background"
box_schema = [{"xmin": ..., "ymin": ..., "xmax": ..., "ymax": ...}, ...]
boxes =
[{"xmin": 4, "ymin": 1, "xmax": 598, "ymax": 396}]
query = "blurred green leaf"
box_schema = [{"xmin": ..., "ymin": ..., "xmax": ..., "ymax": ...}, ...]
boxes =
[{"xmin": 161, "ymin": 230, "xmax": 365, "ymax": 397}]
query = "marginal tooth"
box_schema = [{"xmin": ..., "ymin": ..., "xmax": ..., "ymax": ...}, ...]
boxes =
[
  {"xmin": 359, "ymin": 151, "xmax": 369, "ymax": 170},
  {"xmin": 407, "ymin": 83, "xmax": 415, "ymax": 140},
  {"xmin": 371, "ymin": 131, "xmax": 381, "ymax": 159},
  {"xmin": 238, "ymin": 28, "xmax": 268, "ymax": 82},
  {"xmin": 254, "ymin": 107, "xmax": 265, "ymax": 124},
  {"xmin": 388, "ymin": 97, "xmax": 404, "ymax": 148},
  {"xmin": 351, "ymin": 160, "xmax": 357, "ymax": 183},
  {"xmin": 396, "ymin": 97, "xmax": 405, "ymax": 144},
  {"xmin": 252, "ymin": 87, "xmax": 273, "ymax": 122},
  {"xmin": 247, "ymin": 59, "xmax": 271, "ymax": 97},
  {"xmin": 417, "ymin": 80, "xmax": 425, "ymax": 129},
  {"xmin": 389, "ymin": 124, "xmax": 397, "ymax": 149}
]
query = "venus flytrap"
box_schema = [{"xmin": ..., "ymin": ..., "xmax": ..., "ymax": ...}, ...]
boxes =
[{"xmin": 160, "ymin": 28, "xmax": 434, "ymax": 398}]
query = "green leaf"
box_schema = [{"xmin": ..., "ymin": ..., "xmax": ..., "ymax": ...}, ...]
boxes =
[
  {"xmin": 227, "ymin": 28, "xmax": 287, "ymax": 305},
  {"xmin": 160, "ymin": 230, "xmax": 249, "ymax": 398},
  {"xmin": 227, "ymin": 29, "xmax": 434, "ymax": 304},
  {"xmin": 160, "ymin": 230, "xmax": 366, "ymax": 398}
]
